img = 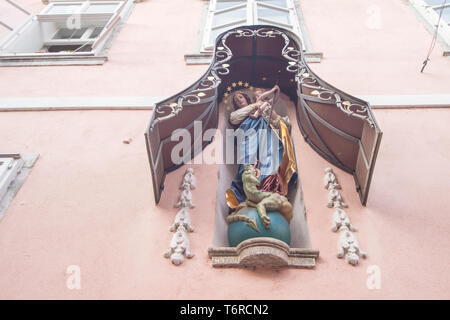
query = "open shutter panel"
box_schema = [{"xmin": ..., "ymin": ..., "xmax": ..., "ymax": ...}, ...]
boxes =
[
  {"xmin": 297, "ymin": 69, "xmax": 382, "ymax": 205},
  {"xmin": 145, "ymin": 75, "xmax": 220, "ymax": 204},
  {"xmin": 355, "ymin": 117, "xmax": 382, "ymax": 205}
]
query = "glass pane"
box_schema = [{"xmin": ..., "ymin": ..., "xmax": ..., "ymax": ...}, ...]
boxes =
[
  {"xmin": 424, "ymin": 0, "xmax": 447, "ymax": 6},
  {"xmin": 209, "ymin": 22, "xmax": 245, "ymax": 45},
  {"xmin": 216, "ymin": 1, "xmax": 245, "ymax": 11},
  {"xmin": 257, "ymin": 5, "xmax": 290, "ymax": 24},
  {"xmin": 434, "ymin": 6, "xmax": 450, "ymax": 23},
  {"xmin": 53, "ymin": 27, "xmax": 87, "ymax": 39},
  {"xmin": 212, "ymin": 6, "xmax": 246, "ymax": 27},
  {"xmin": 45, "ymin": 44, "xmax": 92, "ymax": 53},
  {"xmin": 89, "ymin": 27, "xmax": 104, "ymax": 38},
  {"xmin": 47, "ymin": 4, "xmax": 82, "ymax": 14},
  {"xmin": 259, "ymin": 0, "xmax": 287, "ymax": 8},
  {"xmin": 85, "ymin": 4, "xmax": 119, "ymax": 14}
]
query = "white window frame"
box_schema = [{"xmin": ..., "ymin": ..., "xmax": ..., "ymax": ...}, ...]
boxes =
[
  {"xmin": 0, "ymin": 154, "xmax": 39, "ymax": 221},
  {"xmin": 202, "ymin": 0, "xmax": 304, "ymax": 52},
  {"xmin": 409, "ymin": 0, "xmax": 450, "ymax": 55},
  {"xmin": 0, "ymin": 0, "xmax": 134, "ymax": 66},
  {"xmin": 38, "ymin": 1, "xmax": 123, "ymax": 52},
  {"xmin": 185, "ymin": 0, "xmax": 321, "ymax": 64}
]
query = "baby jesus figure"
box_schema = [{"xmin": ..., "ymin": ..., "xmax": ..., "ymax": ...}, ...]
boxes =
[{"xmin": 249, "ymin": 85, "xmax": 280, "ymax": 119}]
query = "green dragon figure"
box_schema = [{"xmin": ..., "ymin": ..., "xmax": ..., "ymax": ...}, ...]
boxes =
[{"xmin": 226, "ymin": 164, "xmax": 293, "ymax": 232}]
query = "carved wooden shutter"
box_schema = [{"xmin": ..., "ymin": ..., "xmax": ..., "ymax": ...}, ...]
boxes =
[{"xmin": 296, "ymin": 73, "xmax": 382, "ymax": 205}]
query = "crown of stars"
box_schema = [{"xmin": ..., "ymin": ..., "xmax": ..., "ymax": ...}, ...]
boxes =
[{"xmin": 223, "ymin": 80, "xmax": 253, "ymax": 110}]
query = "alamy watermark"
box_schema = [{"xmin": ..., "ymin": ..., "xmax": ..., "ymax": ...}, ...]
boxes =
[
  {"xmin": 170, "ymin": 121, "xmax": 281, "ymax": 166},
  {"xmin": 66, "ymin": 265, "xmax": 81, "ymax": 290},
  {"xmin": 366, "ymin": 265, "xmax": 381, "ymax": 290},
  {"xmin": 366, "ymin": 5, "xmax": 383, "ymax": 30}
]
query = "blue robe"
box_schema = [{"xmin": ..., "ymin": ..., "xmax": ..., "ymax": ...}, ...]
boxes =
[{"xmin": 229, "ymin": 116, "xmax": 284, "ymax": 204}]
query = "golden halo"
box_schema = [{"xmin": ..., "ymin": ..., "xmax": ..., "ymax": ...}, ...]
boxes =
[{"xmin": 221, "ymin": 80, "xmax": 258, "ymax": 110}]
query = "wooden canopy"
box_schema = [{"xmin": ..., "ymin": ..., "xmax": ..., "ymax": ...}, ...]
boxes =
[{"xmin": 145, "ymin": 25, "xmax": 382, "ymax": 205}]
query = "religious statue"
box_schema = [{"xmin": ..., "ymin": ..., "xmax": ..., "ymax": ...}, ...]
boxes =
[
  {"xmin": 227, "ymin": 164, "xmax": 293, "ymax": 231},
  {"xmin": 225, "ymin": 85, "xmax": 298, "ymax": 247}
]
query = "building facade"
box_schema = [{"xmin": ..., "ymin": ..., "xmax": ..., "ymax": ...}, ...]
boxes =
[{"xmin": 0, "ymin": 0, "xmax": 449, "ymax": 299}]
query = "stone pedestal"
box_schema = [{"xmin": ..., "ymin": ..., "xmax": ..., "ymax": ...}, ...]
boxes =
[{"xmin": 208, "ymin": 237, "xmax": 319, "ymax": 269}]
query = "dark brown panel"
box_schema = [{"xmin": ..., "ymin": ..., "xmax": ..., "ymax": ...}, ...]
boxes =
[
  {"xmin": 308, "ymin": 114, "xmax": 359, "ymax": 170},
  {"xmin": 361, "ymin": 120, "xmax": 376, "ymax": 162},
  {"xmin": 307, "ymin": 101, "xmax": 364, "ymax": 139}
]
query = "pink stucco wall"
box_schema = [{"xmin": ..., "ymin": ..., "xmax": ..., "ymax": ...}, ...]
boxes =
[
  {"xmin": 0, "ymin": 108, "xmax": 449, "ymax": 299},
  {"xmin": 0, "ymin": 0, "xmax": 449, "ymax": 299}
]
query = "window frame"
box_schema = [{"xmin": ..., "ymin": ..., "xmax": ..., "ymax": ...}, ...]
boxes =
[
  {"xmin": 0, "ymin": 154, "xmax": 39, "ymax": 222},
  {"xmin": 408, "ymin": 0, "xmax": 450, "ymax": 55},
  {"xmin": 0, "ymin": 0, "xmax": 134, "ymax": 66},
  {"xmin": 201, "ymin": 0, "xmax": 305, "ymax": 52}
]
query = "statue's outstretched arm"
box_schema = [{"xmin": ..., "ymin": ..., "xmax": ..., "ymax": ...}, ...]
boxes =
[{"xmin": 229, "ymin": 104, "xmax": 257, "ymax": 125}]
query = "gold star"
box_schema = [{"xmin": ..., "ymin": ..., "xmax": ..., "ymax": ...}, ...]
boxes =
[
  {"xmin": 244, "ymin": 82, "xmax": 249, "ymax": 87},
  {"xmin": 262, "ymin": 77, "xmax": 267, "ymax": 81},
  {"xmin": 238, "ymin": 81, "xmax": 243, "ymax": 86},
  {"xmin": 249, "ymin": 86, "xmax": 254, "ymax": 90},
  {"xmin": 232, "ymin": 82, "xmax": 237, "ymax": 87},
  {"xmin": 290, "ymin": 79, "xmax": 294, "ymax": 82},
  {"xmin": 224, "ymin": 93, "xmax": 229, "ymax": 97},
  {"xmin": 227, "ymin": 87, "xmax": 232, "ymax": 91},
  {"xmin": 226, "ymin": 106, "xmax": 231, "ymax": 111},
  {"xmin": 224, "ymin": 99, "xmax": 228, "ymax": 104}
]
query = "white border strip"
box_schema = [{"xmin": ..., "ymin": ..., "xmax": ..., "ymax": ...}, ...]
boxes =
[
  {"xmin": 0, "ymin": 96, "xmax": 164, "ymax": 111},
  {"xmin": 0, "ymin": 95, "xmax": 449, "ymax": 111},
  {"xmin": 358, "ymin": 94, "xmax": 450, "ymax": 108}
]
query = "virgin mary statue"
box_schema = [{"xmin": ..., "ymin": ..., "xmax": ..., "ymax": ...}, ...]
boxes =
[{"xmin": 225, "ymin": 85, "xmax": 298, "ymax": 211}]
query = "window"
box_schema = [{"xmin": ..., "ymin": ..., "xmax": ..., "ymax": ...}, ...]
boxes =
[
  {"xmin": 409, "ymin": 0, "xmax": 450, "ymax": 55},
  {"xmin": 185, "ymin": 0, "xmax": 321, "ymax": 64},
  {"xmin": 0, "ymin": 0, "xmax": 134, "ymax": 66},
  {"xmin": 0, "ymin": 154, "xmax": 38, "ymax": 221},
  {"xmin": 202, "ymin": 0, "xmax": 305, "ymax": 51}
]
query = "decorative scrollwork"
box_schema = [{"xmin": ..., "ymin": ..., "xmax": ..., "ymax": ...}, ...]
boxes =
[
  {"xmin": 288, "ymin": 50, "xmax": 375, "ymax": 128},
  {"xmin": 335, "ymin": 95, "xmax": 375, "ymax": 127},
  {"xmin": 150, "ymin": 26, "xmax": 376, "ymax": 131}
]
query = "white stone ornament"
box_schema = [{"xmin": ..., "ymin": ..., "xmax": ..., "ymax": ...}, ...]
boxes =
[
  {"xmin": 170, "ymin": 207, "xmax": 195, "ymax": 232},
  {"xmin": 337, "ymin": 226, "xmax": 367, "ymax": 266},
  {"xmin": 331, "ymin": 205, "xmax": 357, "ymax": 232},
  {"xmin": 180, "ymin": 168, "xmax": 196, "ymax": 190},
  {"xmin": 175, "ymin": 185, "xmax": 195, "ymax": 208},
  {"xmin": 324, "ymin": 167, "xmax": 367, "ymax": 266},
  {"xmin": 164, "ymin": 225, "xmax": 195, "ymax": 265},
  {"xmin": 326, "ymin": 183, "xmax": 348, "ymax": 208},
  {"xmin": 324, "ymin": 167, "xmax": 341, "ymax": 190},
  {"xmin": 166, "ymin": 168, "xmax": 196, "ymax": 266}
]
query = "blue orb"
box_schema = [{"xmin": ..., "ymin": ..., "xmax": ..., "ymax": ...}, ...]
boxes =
[{"xmin": 228, "ymin": 207, "xmax": 291, "ymax": 247}]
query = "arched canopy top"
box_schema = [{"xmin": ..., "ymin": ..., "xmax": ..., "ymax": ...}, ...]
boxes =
[{"xmin": 145, "ymin": 25, "xmax": 382, "ymax": 205}]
